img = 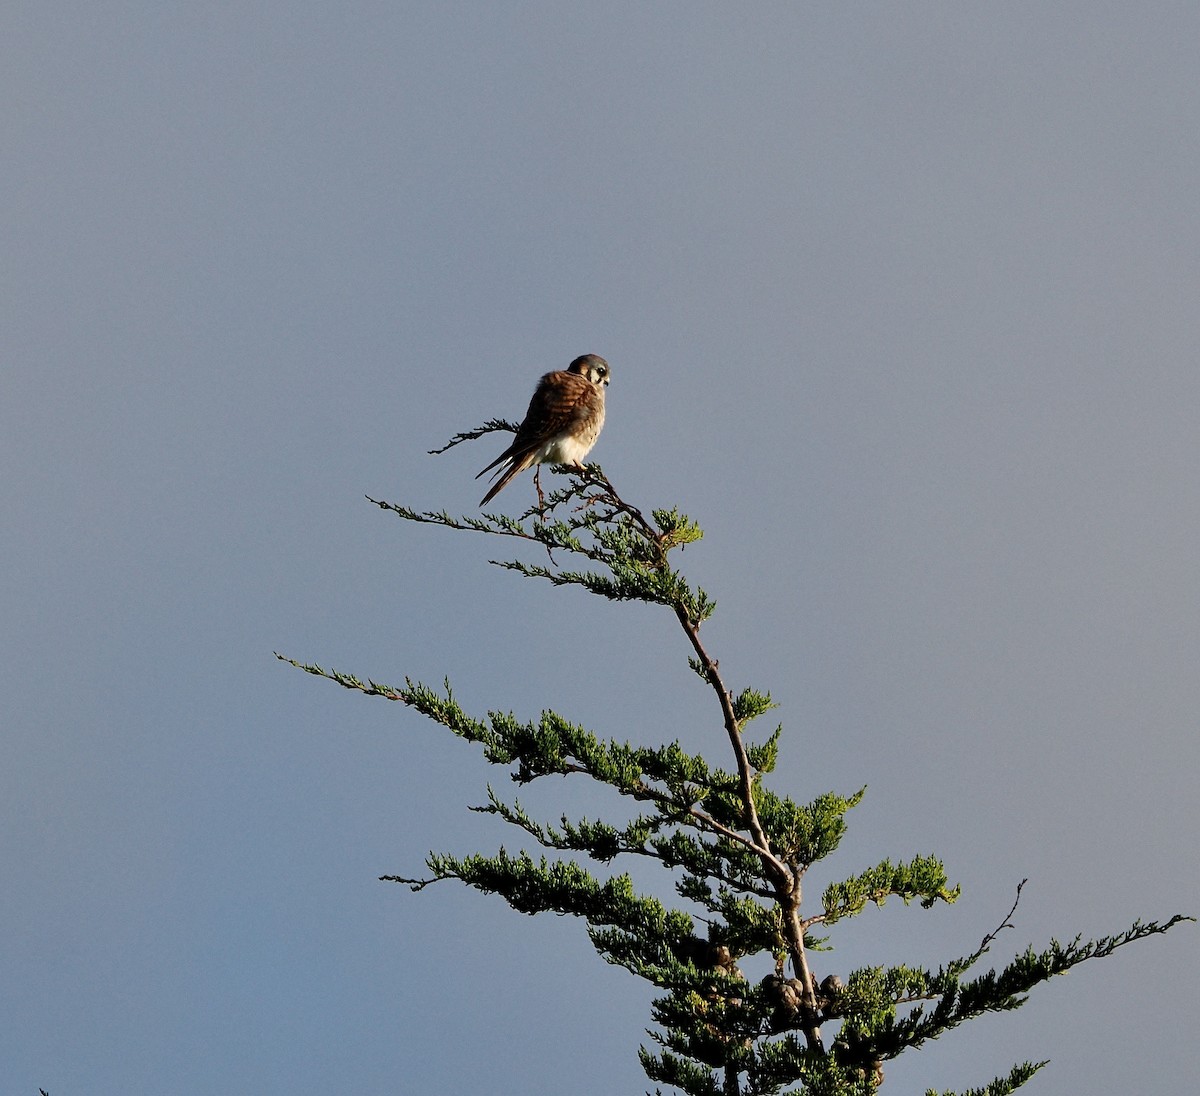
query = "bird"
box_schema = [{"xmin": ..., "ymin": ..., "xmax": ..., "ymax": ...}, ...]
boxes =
[{"xmin": 477, "ymin": 354, "xmax": 610, "ymax": 507}]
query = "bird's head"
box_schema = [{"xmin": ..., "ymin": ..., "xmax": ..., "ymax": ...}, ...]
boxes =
[{"xmin": 568, "ymin": 354, "xmax": 611, "ymax": 387}]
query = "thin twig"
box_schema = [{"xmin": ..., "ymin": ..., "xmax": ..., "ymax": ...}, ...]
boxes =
[
  {"xmin": 970, "ymin": 878, "xmax": 1026, "ymax": 965},
  {"xmin": 427, "ymin": 418, "xmax": 517, "ymax": 455}
]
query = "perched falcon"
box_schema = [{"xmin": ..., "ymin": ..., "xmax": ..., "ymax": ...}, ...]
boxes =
[{"xmin": 477, "ymin": 354, "xmax": 610, "ymax": 507}]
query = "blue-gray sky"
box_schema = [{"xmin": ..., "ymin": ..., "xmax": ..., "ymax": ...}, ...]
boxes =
[{"xmin": 4, "ymin": 4, "xmax": 1197, "ymax": 1093}]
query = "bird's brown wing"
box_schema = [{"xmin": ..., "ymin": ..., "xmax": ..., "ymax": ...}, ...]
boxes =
[{"xmin": 475, "ymin": 370, "xmax": 597, "ymax": 478}]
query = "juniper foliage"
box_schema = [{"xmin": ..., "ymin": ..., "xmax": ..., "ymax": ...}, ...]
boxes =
[{"xmin": 279, "ymin": 430, "xmax": 1190, "ymax": 1095}]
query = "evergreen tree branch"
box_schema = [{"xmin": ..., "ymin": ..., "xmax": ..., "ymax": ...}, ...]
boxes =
[
  {"xmin": 814, "ymin": 856, "xmax": 960, "ymax": 927},
  {"xmin": 873, "ymin": 914, "xmax": 1194, "ymax": 1057},
  {"xmin": 640, "ymin": 1047, "xmax": 723, "ymax": 1096},
  {"xmin": 924, "ymin": 1059, "xmax": 1048, "ymax": 1096},
  {"xmin": 474, "ymin": 787, "xmax": 776, "ymax": 899},
  {"xmin": 273, "ymin": 653, "xmax": 791, "ymax": 892}
]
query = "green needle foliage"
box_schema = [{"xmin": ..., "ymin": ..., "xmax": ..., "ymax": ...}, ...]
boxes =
[{"xmin": 279, "ymin": 429, "xmax": 1191, "ymax": 1095}]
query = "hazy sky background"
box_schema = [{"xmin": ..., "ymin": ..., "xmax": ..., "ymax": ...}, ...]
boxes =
[{"xmin": 4, "ymin": 4, "xmax": 1197, "ymax": 1094}]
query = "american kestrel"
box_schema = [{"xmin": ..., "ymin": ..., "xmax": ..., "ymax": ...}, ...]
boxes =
[{"xmin": 477, "ymin": 354, "xmax": 610, "ymax": 507}]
